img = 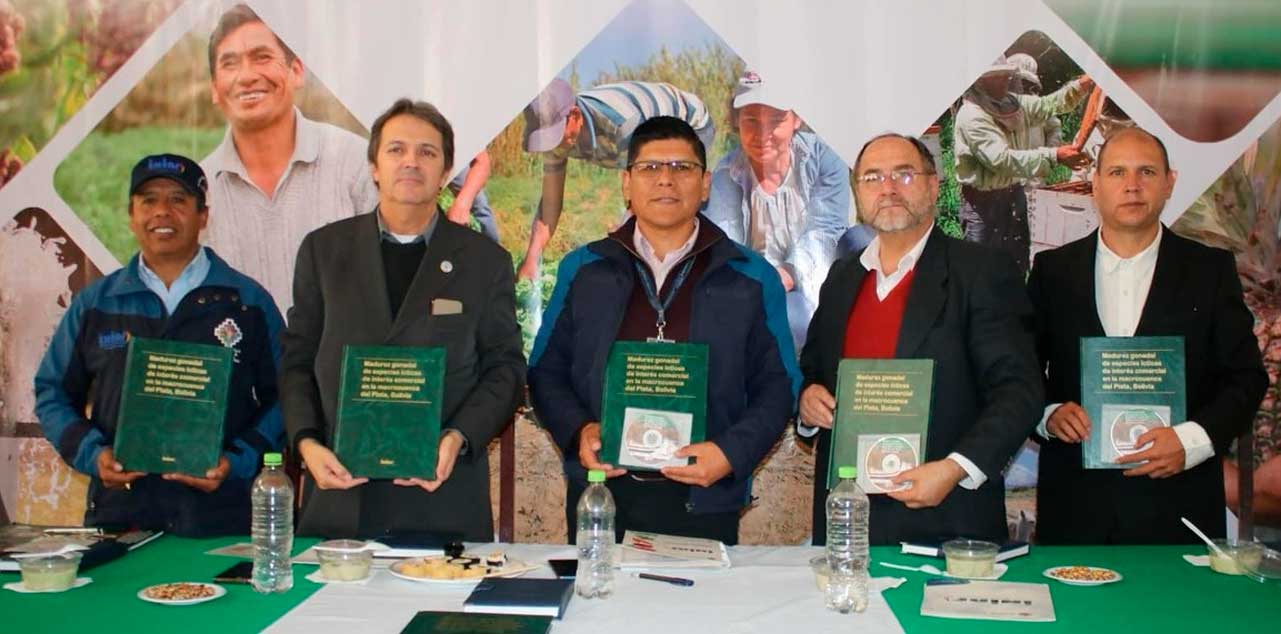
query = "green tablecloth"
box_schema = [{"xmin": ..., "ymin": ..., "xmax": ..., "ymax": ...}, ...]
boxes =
[
  {"xmin": 2, "ymin": 537, "xmax": 322, "ymax": 633},
  {"xmin": 2, "ymin": 538, "xmax": 1277, "ymax": 632}
]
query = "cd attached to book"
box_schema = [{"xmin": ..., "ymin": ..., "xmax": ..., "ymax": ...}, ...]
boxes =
[
  {"xmin": 619, "ymin": 407, "xmax": 691, "ymax": 468},
  {"xmin": 860, "ymin": 434, "xmax": 919, "ymax": 492},
  {"xmin": 1108, "ymin": 407, "xmax": 1167, "ymax": 454}
]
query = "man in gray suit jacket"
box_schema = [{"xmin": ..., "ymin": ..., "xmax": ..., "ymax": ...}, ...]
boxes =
[{"xmin": 280, "ymin": 99, "xmax": 525, "ymax": 539}]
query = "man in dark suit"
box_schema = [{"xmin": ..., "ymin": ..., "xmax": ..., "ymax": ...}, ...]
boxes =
[
  {"xmin": 798, "ymin": 133, "xmax": 1043, "ymax": 545},
  {"xmin": 280, "ymin": 99, "xmax": 525, "ymax": 539},
  {"xmin": 1029, "ymin": 127, "xmax": 1266, "ymax": 544}
]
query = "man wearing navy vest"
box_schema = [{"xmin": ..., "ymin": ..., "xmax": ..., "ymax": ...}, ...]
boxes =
[
  {"xmin": 529, "ymin": 116, "xmax": 798, "ymax": 544},
  {"xmin": 798, "ymin": 134, "xmax": 1043, "ymax": 545}
]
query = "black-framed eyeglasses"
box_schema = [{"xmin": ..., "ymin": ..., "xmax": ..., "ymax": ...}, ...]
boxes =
[
  {"xmin": 628, "ymin": 160, "xmax": 704, "ymax": 177},
  {"xmin": 855, "ymin": 168, "xmax": 933, "ymax": 188}
]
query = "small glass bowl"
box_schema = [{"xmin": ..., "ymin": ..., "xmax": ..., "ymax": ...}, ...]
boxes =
[
  {"xmin": 313, "ymin": 539, "xmax": 374, "ymax": 582},
  {"xmin": 942, "ymin": 539, "xmax": 998, "ymax": 579},
  {"xmin": 18, "ymin": 552, "xmax": 83, "ymax": 591},
  {"xmin": 1208, "ymin": 539, "xmax": 1265, "ymax": 576},
  {"xmin": 809, "ymin": 555, "xmax": 830, "ymax": 591}
]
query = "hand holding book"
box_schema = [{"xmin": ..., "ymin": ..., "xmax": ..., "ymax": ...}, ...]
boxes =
[
  {"xmin": 659, "ymin": 441, "xmax": 731, "ymax": 487},
  {"xmin": 799, "ymin": 384, "xmax": 836, "ymax": 429},
  {"xmin": 1116, "ymin": 426, "xmax": 1186, "ymax": 478},
  {"xmin": 575, "ymin": 422, "xmax": 626, "ymax": 478},
  {"xmin": 162, "ymin": 455, "xmax": 231, "ymax": 493},
  {"xmin": 1045, "ymin": 402, "xmax": 1091, "ymax": 443},
  {"xmin": 885, "ymin": 459, "xmax": 966, "ymax": 509},
  {"xmin": 298, "ymin": 438, "xmax": 368, "ymax": 490},
  {"xmin": 96, "ymin": 447, "xmax": 145, "ymax": 490},
  {"xmin": 393, "ymin": 430, "xmax": 466, "ymax": 492}
]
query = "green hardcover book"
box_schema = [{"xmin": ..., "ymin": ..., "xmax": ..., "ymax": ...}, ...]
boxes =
[
  {"xmin": 1080, "ymin": 336, "xmax": 1186, "ymax": 469},
  {"xmin": 334, "ymin": 345, "xmax": 445, "ymax": 479},
  {"xmin": 828, "ymin": 358, "xmax": 935, "ymax": 491},
  {"xmin": 600, "ymin": 341, "xmax": 709, "ymax": 472},
  {"xmin": 399, "ymin": 611, "xmax": 552, "ymax": 634},
  {"xmin": 113, "ymin": 337, "xmax": 233, "ymax": 476}
]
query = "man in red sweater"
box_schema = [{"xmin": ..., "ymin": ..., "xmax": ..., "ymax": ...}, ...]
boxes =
[{"xmin": 798, "ymin": 134, "xmax": 1043, "ymax": 544}]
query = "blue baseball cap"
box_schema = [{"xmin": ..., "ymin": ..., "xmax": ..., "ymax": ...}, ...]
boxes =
[{"xmin": 129, "ymin": 154, "xmax": 208, "ymax": 207}]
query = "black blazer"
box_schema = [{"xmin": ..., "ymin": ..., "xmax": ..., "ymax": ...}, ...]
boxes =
[
  {"xmin": 801, "ymin": 227, "xmax": 1043, "ymax": 545},
  {"xmin": 280, "ymin": 213, "xmax": 526, "ymax": 539},
  {"xmin": 1029, "ymin": 228, "xmax": 1266, "ymax": 544}
]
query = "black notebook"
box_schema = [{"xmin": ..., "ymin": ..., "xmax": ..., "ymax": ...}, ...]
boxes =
[
  {"xmin": 399, "ymin": 611, "xmax": 552, "ymax": 634},
  {"xmin": 463, "ymin": 578, "xmax": 575, "ymax": 619}
]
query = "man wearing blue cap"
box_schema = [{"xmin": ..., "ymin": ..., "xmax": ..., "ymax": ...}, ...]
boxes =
[
  {"xmin": 34, "ymin": 154, "xmax": 285, "ymax": 536},
  {"xmin": 516, "ymin": 78, "xmax": 714, "ymax": 280}
]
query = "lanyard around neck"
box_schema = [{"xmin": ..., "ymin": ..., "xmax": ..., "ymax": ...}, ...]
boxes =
[{"xmin": 633, "ymin": 257, "xmax": 695, "ymax": 343}]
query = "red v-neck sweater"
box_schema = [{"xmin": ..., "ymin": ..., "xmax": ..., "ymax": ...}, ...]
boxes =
[{"xmin": 843, "ymin": 269, "xmax": 916, "ymax": 358}]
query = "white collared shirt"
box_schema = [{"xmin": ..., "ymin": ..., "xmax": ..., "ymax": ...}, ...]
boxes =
[
  {"xmin": 633, "ymin": 219, "xmax": 700, "ymax": 289},
  {"xmin": 800, "ymin": 224, "xmax": 988, "ymax": 491},
  {"xmin": 1036, "ymin": 226, "xmax": 1214, "ymax": 470},
  {"xmin": 858, "ymin": 223, "xmax": 933, "ymax": 300}
]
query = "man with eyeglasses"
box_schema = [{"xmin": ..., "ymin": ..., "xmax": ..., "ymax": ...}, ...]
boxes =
[
  {"xmin": 707, "ymin": 71, "xmax": 851, "ymax": 351},
  {"xmin": 954, "ymin": 56, "xmax": 1094, "ymax": 274},
  {"xmin": 529, "ymin": 116, "xmax": 798, "ymax": 544},
  {"xmin": 797, "ymin": 133, "xmax": 1043, "ymax": 544}
]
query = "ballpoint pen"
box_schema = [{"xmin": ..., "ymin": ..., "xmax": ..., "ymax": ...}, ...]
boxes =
[{"xmin": 634, "ymin": 572, "xmax": 695, "ymax": 587}]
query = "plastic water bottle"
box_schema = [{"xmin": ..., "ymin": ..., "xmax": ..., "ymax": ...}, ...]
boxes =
[
  {"xmin": 575, "ymin": 469, "xmax": 616, "ymax": 599},
  {"xmin": 826, "ymin": 465, "xmax": 869, "ymax": 613},
  {"xmin": 251, "ymin": 452, "xmax": 294, "ymax": 593}
]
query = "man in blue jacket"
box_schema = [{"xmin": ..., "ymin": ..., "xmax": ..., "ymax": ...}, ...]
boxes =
[
  {"xmin": 34, "ymin": 154, "xmax": 284, "ymax": 536},
  {"xmin": 529, "ymin": 117, "xmax": 799, "ymax": 544}
]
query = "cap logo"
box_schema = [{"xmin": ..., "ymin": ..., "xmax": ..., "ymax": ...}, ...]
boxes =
[
  {"xmin": 146, "ymin": 157, "xmax": 185, "ymax": 173},
  {"xmin": 741, "ymin": 70, "xmax": 763, "ymax": 85}
]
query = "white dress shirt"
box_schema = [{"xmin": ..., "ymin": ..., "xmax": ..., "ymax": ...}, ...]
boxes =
[
  {"xmin": 633, "ymin": 219, "xmax": 700, "ymax": 289},
  {"xmin": 797, "ymin": 226, "xmax": 988, "ymax": 490},
  {"xmin": 1036, "ymin": 226, "xmax": 1215, "ymax": 470}
]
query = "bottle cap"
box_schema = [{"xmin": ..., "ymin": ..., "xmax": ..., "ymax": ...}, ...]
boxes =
[
  {"xmin": 838, "ymin": 465, "xmax": 857, "ymax": 479},
  {"xmin": 263, "ymin": 452, "xmax": 283, "ymax": 466},
  {"xmin": 587, "ymin": 469, "xmax": 606, "ymax": 483}
]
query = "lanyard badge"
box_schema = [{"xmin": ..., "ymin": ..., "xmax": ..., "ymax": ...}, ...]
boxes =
[{"xmin": 634, "ymin": 259, "xmax": 694, "ymax": 344}]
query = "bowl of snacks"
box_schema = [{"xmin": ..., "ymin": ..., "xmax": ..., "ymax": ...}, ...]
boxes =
[
  {"xmin": 1208, "ymin": 539, "xmax": 1265, "ymax": 576},
  {"xmin": 941, "ymin": 539, "xmax": 998, "ymax": 579},
  {"xmin": 1043, "ymin": 565, "xmax": 1122, "ymax": 586},
  {"xmin": 16, "ymin": 551, "xmax": 83, "ymax": 592},
  {"xmin": 313, "ymin": 539, "xmax": 374, "ymax": 582}
]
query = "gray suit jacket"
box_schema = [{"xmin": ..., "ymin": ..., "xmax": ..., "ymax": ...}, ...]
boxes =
[{"xmin": 281, "ymin": 212, "xmax": 525, "ymax": 539}]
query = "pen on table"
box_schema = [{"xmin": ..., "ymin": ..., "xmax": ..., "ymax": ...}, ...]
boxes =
[{"xmin": 634, "ymin": 572, "xmax": 694, "ymax": 587}]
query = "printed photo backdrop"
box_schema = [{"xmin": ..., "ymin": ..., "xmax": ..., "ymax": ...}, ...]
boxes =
[{"xmin": 1, "ymin": 0, "xmax": 1278, "ymax": 542}]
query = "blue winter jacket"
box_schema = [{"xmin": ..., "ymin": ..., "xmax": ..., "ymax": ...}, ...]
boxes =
[
  {"xmin": 529, "ymin": 217, "xmax": 800, "ymax": 514},
  {"xmin": 33, "ymin": 249, "xmax": 284, "ymax": 536}
]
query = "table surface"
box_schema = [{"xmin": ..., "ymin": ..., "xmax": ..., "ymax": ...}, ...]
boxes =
[{"xmin": 3, "ymin": 536, "xmax": 1277, "ymax": 633}]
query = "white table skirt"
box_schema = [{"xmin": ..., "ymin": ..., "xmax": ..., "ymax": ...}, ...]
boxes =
[{"xmin": 265, "ymin": 544, "xmax": 906, "ymax": 634}]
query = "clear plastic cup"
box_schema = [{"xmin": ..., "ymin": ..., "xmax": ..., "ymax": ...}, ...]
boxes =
[{"xmin": 942, "ymin": 539, "xmax": 998, "ymax": 578}]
